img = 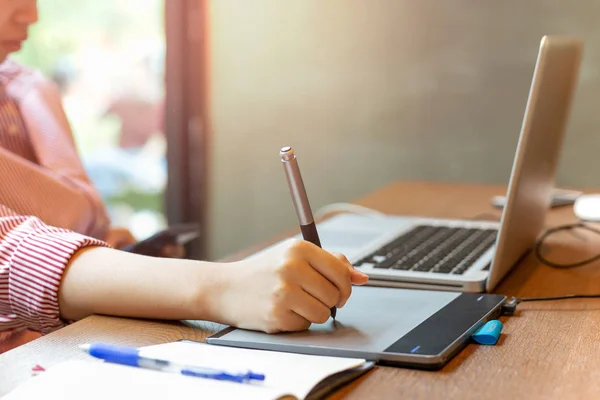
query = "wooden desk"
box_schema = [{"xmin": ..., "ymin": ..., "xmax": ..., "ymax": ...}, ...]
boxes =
[{"xmin": 3, "ymin": 181, "xmax": 600, "ymax": 399}]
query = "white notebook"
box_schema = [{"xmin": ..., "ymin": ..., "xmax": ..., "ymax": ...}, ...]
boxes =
[{"xmin": 4, "ymin": 341, "xmax": 374, "ymax": 400}]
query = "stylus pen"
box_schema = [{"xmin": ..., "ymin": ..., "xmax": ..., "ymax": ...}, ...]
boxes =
[{"xmin": 280, "ymin": 146, "xmax": 336, "ymax": 320}]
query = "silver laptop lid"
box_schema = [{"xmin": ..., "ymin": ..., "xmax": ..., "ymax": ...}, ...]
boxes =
[{"xmin": 486, "ymin": 36, "xmax": 583, "ymax": 291}]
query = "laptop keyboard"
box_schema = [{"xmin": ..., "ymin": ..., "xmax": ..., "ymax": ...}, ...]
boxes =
[{"xmin": 354, "ymin": 225, "xmax": 497, "ymax": 275}]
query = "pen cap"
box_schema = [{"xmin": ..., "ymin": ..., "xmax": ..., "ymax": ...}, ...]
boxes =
[{"xmin": 280, "ymin": 146, "xmax": 315, "ymax": 226}]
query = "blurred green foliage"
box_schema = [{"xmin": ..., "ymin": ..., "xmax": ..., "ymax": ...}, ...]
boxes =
[{"xmin": 13, "ymin": 0, "xmax": 164, "ymax": 77}]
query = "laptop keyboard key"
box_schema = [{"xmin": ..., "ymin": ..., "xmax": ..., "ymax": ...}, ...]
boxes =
[{"xmin": 360, "ymin": 224, "xmax": 497, "ymax": 275}]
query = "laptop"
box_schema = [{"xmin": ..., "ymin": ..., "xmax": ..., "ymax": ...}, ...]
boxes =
[{"xmin": 257, "ymin": 35, "xmax": 583, "ymax": 293}]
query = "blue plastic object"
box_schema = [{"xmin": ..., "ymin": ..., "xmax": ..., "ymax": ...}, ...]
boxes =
[
  {"xmin": 472, "ymin": 320, "xmax": 503, "ymax": 345},
  {"xmin": 87, "ymin": 342, "xmax": 141, "ymax": 367},
  {"xmin": 82, "ymin": 342, "xmax": 266, "ymax": 383}
]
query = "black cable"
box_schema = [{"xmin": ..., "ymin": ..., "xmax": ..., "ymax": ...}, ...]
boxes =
[
  {"xmin": 497, "ymin": 222, "xmax": 600, "ymax": 315},
  {"xmin": 501, "ymin": 294, "xmax": 600, "ymax": 315},
  {"xmin": 467, "ymin": 215, "xmax": 600, "ymax": 314},
  {"xmin": 534, "ymin": 221, "xmax": 600, "ymax": 268},
  {"xmin": 518, "ymin": 294, "xmax": 600, "ymax": 302}
]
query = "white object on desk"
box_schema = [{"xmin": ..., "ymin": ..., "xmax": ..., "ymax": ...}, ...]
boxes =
[
  {"xmin": 574, "ymin": 194, "xmax": 600, "ymax": 221},
  {"xmin": 4, "ymin": 341, "xmax": 372, "ymax": 400},
  {"xmin": 491, "ymin": 188, "xmax": 582, "ymax": 208}
]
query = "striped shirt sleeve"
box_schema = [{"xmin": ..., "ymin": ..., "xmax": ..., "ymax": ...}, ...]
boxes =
[{"xmin": 0, "ymin": 204, "xmax": 107, "ymax": 340}]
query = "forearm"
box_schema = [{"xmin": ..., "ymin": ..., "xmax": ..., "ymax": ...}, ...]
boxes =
[
  {"xmin": 58, "ymin": 247, "xmax": 227, "ymax": 322},
  {"xmin": 0, "ymin": 206, "xmax": 229, "ymax": 332}
]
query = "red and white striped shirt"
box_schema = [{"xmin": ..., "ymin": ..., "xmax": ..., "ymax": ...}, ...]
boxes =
[{"xmin": 0, "ymin": 60, "xmax": 110, "ymax": 345}]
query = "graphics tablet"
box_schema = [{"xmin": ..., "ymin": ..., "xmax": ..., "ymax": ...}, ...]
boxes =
[{"xmin": 207, "ymin": 286, "xmax": 506, "ymax": 370}]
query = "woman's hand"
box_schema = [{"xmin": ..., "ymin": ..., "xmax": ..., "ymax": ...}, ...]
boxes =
[
  {"xmin": 209, "ymin": 239, "xmax": 368, "ymax": 333},
  {"xmin": 106, "ymin": 227, "xmax": 186, "ymax": 258},
  {"xmin": 105, "ymin": 227, "xmax": 137, "ymax": 249},
  {"xmin": 160, "ymin": 243, "xmax": 186, "ymax": 258}
]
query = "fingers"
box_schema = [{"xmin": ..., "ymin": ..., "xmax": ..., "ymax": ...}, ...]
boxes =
[
  {"xmin": 285, "ymin": 261, "xmax": 339, "ymax": 309},
  {"xmin": 161, "ymin": 244, "xmax": 186, "ymax": 258},
  {"xmin": 262, "ymin": 284, "xmax": 324, "ymax": 333},
  {"xmin": 278, "ymin": 311, "xmax": 312, "ymax": 332},
  {"xmin": 272, "ymin": 286, "xmax": 328, "ymax": 331},
  {"xmin": 288, "ymin": 240, "xmax": 352, "ymax": 308},
  {"xmin": 288, "ymin": 285, "xmax": 332, "ymax": 324},
  {"xmin": 349, "ymin": 267, "xmax": 369, "ymax": 285},
  {"xmin": 106, "ymin": 227, "xmax": 137, "ymax": 249},
  {"xmin": 333, "ymin": 253, "xmax": 369, "ymax": 285}
]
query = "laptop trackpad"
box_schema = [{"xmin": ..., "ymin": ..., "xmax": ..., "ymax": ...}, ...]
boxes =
[
  {"xmin": 249, "ymin": 214, "xmax": 413, "ymax": 261},
  {"xmin": 315, "ymin": 214, "xmax": 413, "ymax": 259}
]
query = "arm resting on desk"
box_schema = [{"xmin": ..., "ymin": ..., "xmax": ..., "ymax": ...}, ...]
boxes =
[
  {"xmin": 0, "ymin": 199, "xmax": 367, "ymax": 337},
  {"xmin": 0, "ymin": 205, "xmax": 107, "ymax": 337},
  {"xmin": 60, "ymin": 240, "xmax": 368, "ymax": 333}
]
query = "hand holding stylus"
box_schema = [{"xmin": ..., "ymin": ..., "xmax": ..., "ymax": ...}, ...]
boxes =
[
  {"xmin": 196, "ymin": 147, "xmax": 367, "ymax": 334},
  {"xmin": 221, "ymin": 238, "xmax": 368, "ymax": 332},
  {"xmin": 279, "ymin": 146, "xmax": 338, "ymax": 320},
  {"xmin": 279, "ymin": 146, "xmax": 367, "ymax": 322}
]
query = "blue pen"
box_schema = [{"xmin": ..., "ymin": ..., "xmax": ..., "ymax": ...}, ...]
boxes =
[{"xmin": 79, "ymin": 342, "xmax": 265, "ymax": 384}]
